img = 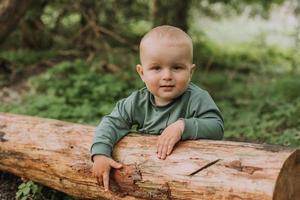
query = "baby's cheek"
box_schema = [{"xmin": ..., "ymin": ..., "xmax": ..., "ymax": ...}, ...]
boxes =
[{"xmin": 147, "ymin": 79, "xmax": 159, "ymax": 89}]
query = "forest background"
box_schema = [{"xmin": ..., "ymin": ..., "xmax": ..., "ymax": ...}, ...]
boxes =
[{"xmin": 0, "ymin": 0, "xmax": 299, "ymax": 199}]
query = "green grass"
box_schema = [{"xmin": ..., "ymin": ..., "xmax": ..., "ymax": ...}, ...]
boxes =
[
  {"xmin": 0, "ymin": 59, "xmax": 142, "ymax": 125},
  {"xmin": 0, "ymin": 49, "xmax": 57, "ymax": 65},
  {"xmin": 193, "ymin": 70, "xmax": 300, "ymax": 147}
]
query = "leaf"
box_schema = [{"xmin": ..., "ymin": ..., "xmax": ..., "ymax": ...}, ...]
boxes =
[
  {"xmin": 18, "ymin": 183, "xmax": 26, "ymax": 189},
  {"xmin": 16, "ymin": 190, "xmax": 23, "ymax": 198},
  {"xmin": 31, "ymin": 184, "xmax": 38, "ymax": 194},
  {"xmin": 22, "ymin": 187, "xmax": 30, "ymax": 196}
]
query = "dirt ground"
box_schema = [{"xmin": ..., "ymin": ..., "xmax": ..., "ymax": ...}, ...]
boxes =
[
  {"xmin": 0, "ymin": 171, "xmax": 71, "ymax": 200},
  {"xmin": 0, "ymin": 172, "xmax": 20, "ymax": 200}
]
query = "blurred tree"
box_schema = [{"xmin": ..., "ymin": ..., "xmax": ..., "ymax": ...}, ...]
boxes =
[
  {"xmin": 0, "ymin": 0, "xmax": 287, "ymax": 51},
  {"xmin": 151, "ymin": 0, "xmax": 191, "ymax": 32},
  {"xmin": 0, "ymin": 0, "xmax": 32, "ymax": 44},
  {"xmin": 20, "ymin": 0, "xmax": 53, "ymax": 49}
]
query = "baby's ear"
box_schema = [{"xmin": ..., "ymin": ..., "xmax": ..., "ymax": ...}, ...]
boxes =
[
  {"xmin": 190, "ymin": 64, "xmax": 196, "ymax": 75},
  {"xmin": 136, "ymin": 64, "xmax": 144, "ymax": 80}
]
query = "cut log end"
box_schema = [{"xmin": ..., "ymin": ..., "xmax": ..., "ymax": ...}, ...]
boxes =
[{"xmin": 273, "ymin": 149, "xmax": 300, "ymax": 200}]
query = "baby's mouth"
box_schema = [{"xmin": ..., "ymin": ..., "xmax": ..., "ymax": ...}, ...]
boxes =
[
  {"xmin": 160, "ymin": 85, "xmax": 175, "ymax": 91},
  {"xmin": 160, "ymin": 85, "xmax": 175, "ymax": 88}
]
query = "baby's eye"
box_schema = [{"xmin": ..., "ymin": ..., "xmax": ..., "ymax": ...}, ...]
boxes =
[
  {"xmin": 173, "ymin": 66, "xmax": 183, "ymax": 70},
  {"xmin": 151, "ymin": 66, "xmax": 161, "ymax": 71}
]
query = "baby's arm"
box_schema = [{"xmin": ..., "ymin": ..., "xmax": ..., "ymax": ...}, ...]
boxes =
[
  {"xmin": 91, "ymin": 98, "xmax": 134, "ymax": 190},
  {"xmin": 180, "ymin": 91, "xmax": 224, "ymax": 141},
  {"xmin": 157, "ymin": 91, "xmax": 224, "ymax": 160}
]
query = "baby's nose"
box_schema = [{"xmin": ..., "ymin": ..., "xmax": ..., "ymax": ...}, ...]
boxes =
[{"xmin": 162, "ymin": 69, "xmax": 172, "ymax": 80}]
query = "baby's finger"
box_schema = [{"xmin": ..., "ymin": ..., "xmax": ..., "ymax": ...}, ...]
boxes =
[
  {"xmin": 160, "ymin": 142, "xmax": 169, "ymax": 159},
  {"xmin": 157, "ymin": 142, "xmax": 163, "ymax": 158},
  {"xmin": 156, "ymin": 137, "xmax": 163, "ymax": 155},
  {"xmin": 110, "ymin": 159, "xmax": 122, "ymax": 169},
  {"xmin": 167, "ymin": 143, "xmax": 174, "ymax": 155},
  {"xmin": 103, "ymin": 172, "xmax": 110, "ymax": 191},
  {"xmin": 96, "ymin": 175, "xmax": 103, "ymax": 187}
]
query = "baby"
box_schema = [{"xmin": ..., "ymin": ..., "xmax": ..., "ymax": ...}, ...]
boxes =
[{"xmin": 91, "ymin": 25, "xmax": 224, "ymax": 191}]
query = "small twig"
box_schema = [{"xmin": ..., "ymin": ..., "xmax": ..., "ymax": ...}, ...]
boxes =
[
  {"xmin": 189, "ymin": 159, "xmax": 221, "ymax": 176},
  {"xmin": 79, "ymin": 8, "xmax": 138, "ymax": 51},
  {"xmin": 71, "ymin": 24, "xmax": 90, "ymax": 42}
]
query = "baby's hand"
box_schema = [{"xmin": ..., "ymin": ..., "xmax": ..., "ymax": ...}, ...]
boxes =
[
  {"xmin": 92, "ymin": 155, "xmax": 122, "ymax": 191},
  {"xmin": 156, "ymin": 119, "xmax": 184, "ymax": 160}
]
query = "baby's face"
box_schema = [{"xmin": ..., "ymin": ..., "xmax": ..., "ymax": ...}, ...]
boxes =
[{"xmin": 137, "ymin": 39, "xmax": 195, "ymax": 106}]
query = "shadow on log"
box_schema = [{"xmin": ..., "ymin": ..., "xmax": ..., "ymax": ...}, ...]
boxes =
[{"xmin": 0, "ymin": 113, "xmax": 299, "ymax": 199}]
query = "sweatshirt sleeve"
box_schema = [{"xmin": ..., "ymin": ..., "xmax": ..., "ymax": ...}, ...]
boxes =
[
  {"xmin": 181, "ymin": 91, "xmax": 224, "ymax": 140},
  {"xmin": 90, "ymin": 97, "xmax": 133, "ymax": 160}
]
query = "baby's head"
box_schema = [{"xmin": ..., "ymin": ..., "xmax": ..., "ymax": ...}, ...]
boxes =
[
  {"xmin": 136, "ymin": 25, "xmax": 196, "ymax": 106},
  {"xmin": 139, "ymin": 25, "xmax": 193, "ymax": 64}
]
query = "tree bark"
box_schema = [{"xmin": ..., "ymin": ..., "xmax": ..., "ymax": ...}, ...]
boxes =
[
  {"xmin": 0, "ymin": 113, "xmax": 299, "ymax": 200},
  {"xmin": 0, "ymin": 0, "xmax": 31, "ymax": 44}
]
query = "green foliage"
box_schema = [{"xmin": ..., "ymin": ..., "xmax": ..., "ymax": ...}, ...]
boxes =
[
  {"xmin": 193, "ymin": 34, "xmax": 298, "ymax": 73},
  {"xmin": 0, "ymin": 49, "xmax": 57, "ymax": 87},
  {"xmin": 0, "ymin": 49, "xmax": 56, "ymax": 65},
  {"xmin": 16, "ymin": 181, "xmax": 42, "ymax": 200},
  {"xmin": 195, "ymin": 70, "xmax": 300, "ymax": 147},
  {"xmin": 0, "ymin": 59, "xmax": 142, "ymax": 125}
]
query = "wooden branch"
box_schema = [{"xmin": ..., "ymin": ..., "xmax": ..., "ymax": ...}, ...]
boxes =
[
  {"xmin": 0, "ymin": 113, "xmax": 298, "ymax": 200},
  {"xmin": 79, "ymin": 8, "xmax": 138, "ymax": 52}
]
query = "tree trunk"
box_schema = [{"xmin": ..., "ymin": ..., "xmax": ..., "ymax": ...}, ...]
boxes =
[
  {"xmin": 0, "ymin": 113, "xmax": 299, "ymax": 200},
  {"xmin": 0, "ymin": 0, "xmax": 31, "ymax": 44},
  {"xmin": 151, "ymin": 0, "xmax": 191, "ymax": 32},
  {"xmin": 19, "ymin": 0, "xmax": 52, "ymax": 49}
]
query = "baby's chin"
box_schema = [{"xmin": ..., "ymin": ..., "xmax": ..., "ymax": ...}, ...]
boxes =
[{"xmin": 158, "ymin": 93, "xmax": 185, "ymax": 102}]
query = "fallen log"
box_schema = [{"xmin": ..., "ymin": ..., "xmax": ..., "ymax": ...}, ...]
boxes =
[{"xmin": 0, "ymin": 113, "xmax": 299, "ymax": 200}]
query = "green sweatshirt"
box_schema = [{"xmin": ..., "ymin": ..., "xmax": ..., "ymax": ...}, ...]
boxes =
[{"xmin": 91, "ymin": 83, "xmax": 224, "ymax": 158}]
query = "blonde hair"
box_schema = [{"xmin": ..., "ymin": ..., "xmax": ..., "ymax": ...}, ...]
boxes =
[{"xmin": 140, "ymin": 25, "xmax": 193, "ymax": 61}]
